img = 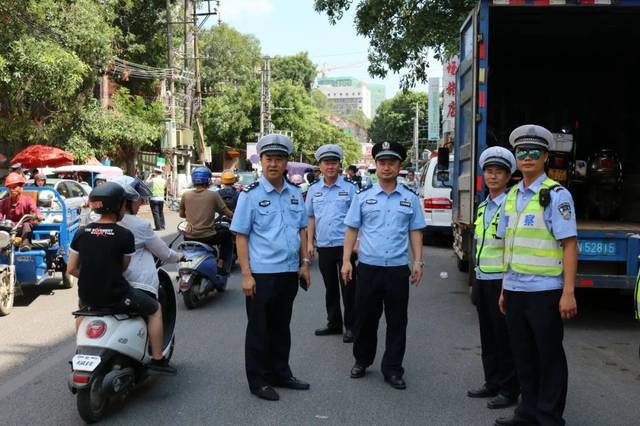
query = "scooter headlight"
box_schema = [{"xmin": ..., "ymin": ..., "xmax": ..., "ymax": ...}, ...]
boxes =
[
  {"xmin": 0, "ymin": 231, "xmax": 10, "ymax": 249},
  {"xmin": 86, "ymin": 320, "xmax": 107, "ymax": 339}
]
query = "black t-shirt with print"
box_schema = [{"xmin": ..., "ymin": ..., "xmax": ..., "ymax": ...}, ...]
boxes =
[{"xmin": 70, "ymin": 222, "xmax": 135, "ymax": 306}]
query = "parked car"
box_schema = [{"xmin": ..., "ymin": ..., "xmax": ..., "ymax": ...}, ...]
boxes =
[{"xmin": 418, "ymin": 155, "xmax": 454, "ymax": 241}]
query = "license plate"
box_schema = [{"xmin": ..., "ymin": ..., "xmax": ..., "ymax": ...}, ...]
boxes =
[
  {"xmin": 72, "ymin": 354, "xmax": 101, "ymax": 372},
  {"xmin": 578, "ymin": 240, "xmax": 617, "ymax": 256}
]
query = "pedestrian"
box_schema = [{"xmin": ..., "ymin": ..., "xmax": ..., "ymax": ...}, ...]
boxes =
[
  {"xmin": 345, "ymin": 165, "xmax": 362, "ymax": 189},
  {"xmin": 230, "ymin": 134, "xmax": 312, "ymax": 402},
  {"xmin": 405, "ymin": 169, "xmax": 418, "ymax": 191},
  {"xmin": 467, "ymin": 147, "xmax": 520, "ymax": 409},
  {"xmin": 148, "ymin": 170, "xmax": 167, "ymax": 230},
  {"xmin": 306, "ymin": 144, "xmax": 358, "ymax": 343},
  {"xmin": 9, "ymin": 163, "xmax": 24, "ymax": 177},
  {"xmin": 341, "ymin": 141, "xmax": 426, "ymax": 390},
  {"xmin": 494, "ymin": 125, "xmax": 578, "ymax": 426}
]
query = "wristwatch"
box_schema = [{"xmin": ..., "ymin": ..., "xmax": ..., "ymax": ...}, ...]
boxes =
[
  {"xmin": 414, "ymin": 261, "xmax": 424, "ymax": 267},
  {"xmin": 302, "ymin": 258, "xmax": 311, "ymax": 265}
]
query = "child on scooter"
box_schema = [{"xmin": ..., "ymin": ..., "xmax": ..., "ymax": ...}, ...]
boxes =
[{"xmin": 66, "ymin": 182, "xmax": 176, "ymax": 374}]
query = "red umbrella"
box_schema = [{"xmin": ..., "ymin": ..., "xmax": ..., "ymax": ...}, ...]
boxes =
[{"xmin": 11, "ymin": 144, "xmax": 74, "ymax": 168}]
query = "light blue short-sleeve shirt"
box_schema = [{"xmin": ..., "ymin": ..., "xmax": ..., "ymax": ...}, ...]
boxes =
[
  {"xmin": 230, "ymin": 176, "xmax": 308, "ymax": 273},
  {"xmin": 305, "ymin": 176, "xmax": 357, "ymax": 248},
  {"xmin": 496, "ymin": 174, "xmax": 577, "ymax": 292},
  {"xmin": 344, "ymin": 183, "xmax": 426, "ymax": 267}
]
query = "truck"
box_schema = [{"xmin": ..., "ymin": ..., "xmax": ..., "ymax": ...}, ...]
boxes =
[{"xmin": 449, "ymin": 0, "xmax": 640, "ymax": 289}]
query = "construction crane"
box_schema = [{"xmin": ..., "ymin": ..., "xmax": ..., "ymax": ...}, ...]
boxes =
[{"xmin": 316, "ymin": 60, "xmax": 369, "ymax": 78}]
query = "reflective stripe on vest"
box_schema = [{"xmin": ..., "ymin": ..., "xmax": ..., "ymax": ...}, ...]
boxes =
[
  {"xmin": 474, "ymin": 201, "xmax": 505, "ymax": 273},
  {"xmin": 151, "ymin": 177, "xmax": 165, "ymax": 198},
  {"xmin": 503, "ymin": 178, "xmax": 563, "ymax": 276}
]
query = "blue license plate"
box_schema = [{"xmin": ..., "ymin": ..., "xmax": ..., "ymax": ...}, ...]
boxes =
[{"xmin": 578, "ymin": 240, "xmax": 617, "ymax": 256}]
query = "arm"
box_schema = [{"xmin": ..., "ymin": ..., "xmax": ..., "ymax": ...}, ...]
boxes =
[
  {"xmin": 306, "ymin": 216, "xmax": 316, "ymax": 259},
  {"xmin": 67, "ymin": 251, "xmax": 81, "ymax": 278},
  {"xmin": 143, "ymin": 224, "xmax": 181, "ymax": 262},
  {"xmin": 341, "ymin": 227, "xmax": 358, "ymax": 283},
  {"xmin": 222, "ymin": 206, "xmax": 234, "ymax": 218},
  {"xmin": 122, "ymin": 255, "xmax": 131, "ymax": 272},
  {"xmin": 299, "ymin": 227, "xmax": 311, "ymax": 287},
  {"xmin": 236, "ymin": 233, "xmax": 256, "ymax": 297},
  {"xmin": 409, "ymin": 229, "xmax": 424, "ymax": 286},
  {"xmin": 179, "ymin": 194, "xmax": 186, "ymax": 218},
  {"xmin": 559, "ymin": 236, "xmax": 578, "ymax": 320}
]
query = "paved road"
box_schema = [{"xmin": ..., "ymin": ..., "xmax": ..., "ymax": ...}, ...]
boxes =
[{"xmin": 0, "ymin": 211, "xmax": 638, "ymax": 425}]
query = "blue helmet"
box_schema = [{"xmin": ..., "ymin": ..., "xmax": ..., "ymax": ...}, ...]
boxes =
[{"xmin": 191, "ymin": 167, "xmax": 212, "ymax": 186}]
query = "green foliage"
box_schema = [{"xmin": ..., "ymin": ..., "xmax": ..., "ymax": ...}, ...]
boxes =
[
  {"xmin": 199, "ymin": 24, "xmax": 262, "ymax": 92},
  {"xmin": 271, "ymin": 52, "xmax": 318, "ymax": 91},
  {"xmin": 369, "ymin": 90, "xmax": 427, "ymax": 147},
  {"xmin": 314, "ymin": 0, "xmax": 475, "ymax": 88}
]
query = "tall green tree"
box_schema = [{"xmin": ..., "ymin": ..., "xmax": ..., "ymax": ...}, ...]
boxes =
[
  {"xmin": 314, "ymin": 0, "xmax": 475, "ymax": 88},
  {"xmin": 271, "ymin": 52, "xmax": 318, "ymax": 91},
  {"xmin": 369, "ymin": 91, "xmax": 427, "ymax": 146}
]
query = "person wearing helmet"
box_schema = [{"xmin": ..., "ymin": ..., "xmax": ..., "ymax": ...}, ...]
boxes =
[
  {"xmin": 34, "ymin": 173, "xmax": 47, "ymax": 187},
  {"xmin": 218, "ymin": 170, "xmax": 239, "ymax": 212},
  {"xmin": 180, "ymin": 167, "xmax": 234, "ymax": 275},
  {"xmin": 467, "ymin": 147, "xmax": 520, "ymax": 410},
  {"xmin": 94, "ymin": 173, "xmax": 107, "ymax": 187},
  {"xmin": 66, "ymin": 182, "xmax": 176, "ymax": 374},
  {"xmin": 0, "ymin": 172, "xmax": 44, "ymax": 251}
]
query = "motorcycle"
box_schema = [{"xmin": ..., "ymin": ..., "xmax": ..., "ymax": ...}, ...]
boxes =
[
  {"xmin": 176, "ymin": 221, "xmax": 228, "ymax": 309},
  {"xmin": 68, "ymin": 267, "xmax": 177, "ymax": 423},
  {"xmin": 586, "ymin": 148, "xmax": 623, "ymax": 220}
]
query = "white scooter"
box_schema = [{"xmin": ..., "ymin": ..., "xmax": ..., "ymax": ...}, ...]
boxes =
[{"xmin": 68, "ymin": 267, "xmax": 177, "ymax": 424}]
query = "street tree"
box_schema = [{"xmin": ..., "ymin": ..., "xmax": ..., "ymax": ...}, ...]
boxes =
[
  {"xmin": 271, "ymin": 52, "xmax": 318, "ymax": 91},
  {"xmin": 314, "ymin": 0, "xmax": 475, "ymax": 88},
  {"xmin": 369, "ymin": 91, "xmax": 427, "ymax": 147}
]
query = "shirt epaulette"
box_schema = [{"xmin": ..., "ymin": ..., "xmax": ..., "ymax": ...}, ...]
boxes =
[
  {"xmin": 344, "ymin": 177, "xmax": 358, "ymax": 186},
  {"xmin": 401, "ymin": 183, "xmax": 418, "ymax": 195},
  {"xmin": 244, "ymin": 181, "xmax": 260, "ymax": 192},
  {"xmin": 356, "ymin": 184, "xmax": 372, "ymax": 194}
]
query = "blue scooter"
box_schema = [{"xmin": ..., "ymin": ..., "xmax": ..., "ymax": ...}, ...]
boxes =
[{"xmin": 175, "ymin": 222, "xmax": 228, "ymax": 309}]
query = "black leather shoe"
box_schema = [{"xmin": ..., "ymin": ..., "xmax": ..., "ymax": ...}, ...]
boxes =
[
  {"xmin": 494, "ymin": 415, "xmax": 537, "ymax": 426},
  {"xmin": 487, "ymin": 394, "xmax": 518, "ymax": 409},
  {"xmin": 343, "ymin": 329, "xmax": 354, "ymax": 343},
  {"xmin": 251, "ymin": 385, "xmax": 279, "ymax": 401},
  {"xmin": 467, "ymin": 384, "xmax": 499, "ymax": 398},
  {"xmin": 384, "ymin": 375, "xmax": 406, "ymax": 389},
  {"xmin": 273, "ymin": 376, "xmax": 310, "ymax": 390},
  {"xmin": 315, "ymin": 327, "xmax": 342, "ymax": 336},
  {"xmin": 350, "ymin": 364, "xmax": 366, "ymax": 378}
]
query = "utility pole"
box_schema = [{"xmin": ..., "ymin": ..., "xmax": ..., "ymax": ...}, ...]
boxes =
[
  {"xmin": 413, "ymin": 102, "xmax": 420, "ymax": 169},
  {"xmin": 166, "ymin": 0, "xmax": 175, "ymax": 121},
  {"xmin": 260, "ymin": 56, "xmax": 272, "ymax": 137},
  {"xmin": 192, "ymin": 0, "xmax": 205, "ymax": 162},
  {"xmin": 183, "ymin": 0, "xmax": 192, "ymax": 128}
]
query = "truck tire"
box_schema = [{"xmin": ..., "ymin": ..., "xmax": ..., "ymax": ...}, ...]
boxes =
[{"xmin": 0, "ymin": 271, "xmax": 15, "ymax": 316}]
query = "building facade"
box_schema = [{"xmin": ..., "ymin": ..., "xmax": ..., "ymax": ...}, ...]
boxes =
[{"xmin": 317, "ymin": 76, "xmax": 386, "ymax": 119}]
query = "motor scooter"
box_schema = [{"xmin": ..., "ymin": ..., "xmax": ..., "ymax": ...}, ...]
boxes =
[
  {"xmin": 68, "ymin": 264, "xmax": 178, "ymax": 423},
  {"xmin": 586, "ymin": 148, "xmax": 623, "ymax": 220},
  {"xmin": 176, "ymin": 221, "xmax": 228, "ymax": 309}
]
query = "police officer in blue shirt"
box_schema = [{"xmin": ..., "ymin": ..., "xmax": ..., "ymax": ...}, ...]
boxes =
[
  {"xmin": 305, "ymin": 144, "xmax": 358, "ymax": 342},
  {"xmin": 341, "ymin": 141, "xmax": 426, "ymax": 390},
  {"xmin": 467, "ymin": 147, "xmax": 520, "ymax": 410},
  {"xmin": 494, "ymin": 125, "xmax": 578, "ymax": 426},
  {"xmin": 230, "ymin": 134, "xmax": 312, "ymax": 402}
]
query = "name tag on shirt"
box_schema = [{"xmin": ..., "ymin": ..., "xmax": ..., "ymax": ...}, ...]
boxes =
[
  {"xmin": 259, "ymin": 200, "xmax": 271, "ymax": 207},
  {"xmin": 400, "ymin": 199, "xmax": 411, "ymax": 207},
  {"xmin": 366, "ymin": 199, "xmax": 378, "ymax": 205},
  {"xmin": 291, "ymin": 197, "xmax": 299, "ymax": 205},
  {"xmin": 338, "ymin": 191, "xmax": 349, "ymax": 196},
  {"xmin": 314, "ymin": 192, "xmax": 323, "ymax": 197}
]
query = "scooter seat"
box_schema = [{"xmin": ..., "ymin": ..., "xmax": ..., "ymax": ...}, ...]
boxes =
[{"xmin": 72, "ymin": 306, "xmax": 141, "ymax": 318}]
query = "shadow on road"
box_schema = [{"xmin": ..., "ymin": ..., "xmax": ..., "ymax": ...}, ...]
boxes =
[{"xmin": 14, "ymin": 285, "xmax": 60, "ymax": 307}]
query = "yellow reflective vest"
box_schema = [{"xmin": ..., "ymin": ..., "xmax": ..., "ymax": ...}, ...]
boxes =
[
  {"xmin": 503, "ymin": 178, "xmax": 563, "ymax": 276},
  {"xmin": 474, "ymin": 200, "xmax": 505, "ymax": 274}
]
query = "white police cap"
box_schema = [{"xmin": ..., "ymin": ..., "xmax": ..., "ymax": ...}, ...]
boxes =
[
  {"xmin": 509, "ymin": 124, "xmax": 554, "ymax": 150},
  {"xmin": 479, "ymin": 146, "xmax": 516, "ymax": 174},
  {"xmin": 315, "ymin": 144, "xmax": 343, "ymax": 162},
  {"xmin": 257, "ymin": 133, "xmax": 293, "ymax": 156}
]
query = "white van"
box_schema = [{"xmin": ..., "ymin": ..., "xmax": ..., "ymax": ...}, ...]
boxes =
[{"xmin": 418, "ymin": 155, "xmax": 454, "ymax": 238}]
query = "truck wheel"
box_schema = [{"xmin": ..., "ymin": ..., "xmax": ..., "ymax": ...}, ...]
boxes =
[
  {"xmin": 77, "ymin": 375, "xmax": 108, "ymax": 424},
  {"xmin": 457, "ymin": 257, "xmax": 469, "ymax": 273},
  {"xmin": 61, "ymin": 272, "xmax": 74, "ymax": 289},
  {"xmin": 0, "ymin": 272, "xmax": 15, "ymax": 316}
]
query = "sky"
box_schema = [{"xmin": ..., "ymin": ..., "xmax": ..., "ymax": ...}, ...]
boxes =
[{"xmin": 217, "ymin": 0, "xmax": 443, "ymax": 98}]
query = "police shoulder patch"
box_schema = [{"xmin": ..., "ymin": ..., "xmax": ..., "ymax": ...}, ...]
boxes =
[
  {"xmin": 244, "ymin": 181, "xmax": 260, "ymax": 192},
  {"xmin": 401, "ymin": 183, "xmax": 418, "ymax": 195},
  {"xmin": 356, "ymin": 184, "xmax": 372, "ymax": 194},
  {"xmin": 558, "ymin": 202, "xmax": 572, "ymax": 220},
  {"xmin": 344, "ymin": 177, "xmax": 358, "ymax": 186}
]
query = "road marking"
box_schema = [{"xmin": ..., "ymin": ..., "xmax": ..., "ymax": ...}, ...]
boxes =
[{"xmin": 0, "ymin": 340, "xmax": 75, "ymax": 402}]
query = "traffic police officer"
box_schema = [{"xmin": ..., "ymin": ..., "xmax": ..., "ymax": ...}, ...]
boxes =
[
  {"xmin": 341, "ymin": 141, "xmax": 426, "ymax": 390},
  {"xmin": 495, "ymin": 125, "xmax": 578, "ymax": 426},
  {"xmin": 230, "ymin": 134, "xmax": 312, "ymax": 401},
  {"xmin": 305, "ymin": 144, "xmax": 358, "ymax": 342},
  {"xmin": 467, "ymin": 147, "xmax": 520, "ymax": 409}
]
